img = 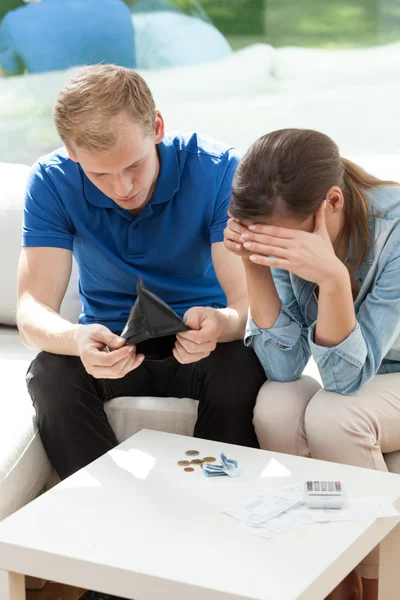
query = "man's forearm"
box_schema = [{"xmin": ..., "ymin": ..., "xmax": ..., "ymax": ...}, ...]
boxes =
[
  {"xmin": 315, "ymin": 267, "xmax": 356, "ymax": 347},
  {"xmin": 214, "ymin": 297, "xmax": 248, "ymax": 342},
  {"xmin": 244, "ymin": 260, "xmax": 281, "ymax": 329},
  {"xmin": 17, "ymin": 296, "xmax": 81, "ymax": 356}
]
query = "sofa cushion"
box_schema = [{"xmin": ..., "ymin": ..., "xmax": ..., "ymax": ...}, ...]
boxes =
[
  {"xmin": 0, "ymin": 350, "xmax": 51, "ymax": 520},
  {"xmin": 0, "ymin": 163, "xmax": 31, "ymax": 326},
  {"xmin": 105, "ymin": 395, "xmax": 197, "ymax": 443},
  {"xmin": 0, "ymin": 162, "xmax": 81, "ymax": 326}
]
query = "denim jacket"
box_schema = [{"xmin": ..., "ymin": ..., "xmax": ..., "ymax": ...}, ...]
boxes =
[{"xmin": 245, "ymin": 185, "xmax": 400, "ymax": 395}]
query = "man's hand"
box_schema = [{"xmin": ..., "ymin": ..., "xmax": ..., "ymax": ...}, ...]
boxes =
[
  {"xmin": 74, "ymin": 324, "xmax": 144, "ymax": 378},
  {"xmin": 174, "ymin": 307, "xmax": 220, "ymax": 364}
]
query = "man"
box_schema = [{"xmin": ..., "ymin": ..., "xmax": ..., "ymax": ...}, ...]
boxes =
[
  {"xmin": 0, "ymin": 0, "xmax": 135, "ymax": 75},
  {"xmin": 17, "ymin": 64, "xmax": 265, "ymax": 600},
  {"xmin": 18, "ymin": 63, "xmax": 265, "ymax": 475}
]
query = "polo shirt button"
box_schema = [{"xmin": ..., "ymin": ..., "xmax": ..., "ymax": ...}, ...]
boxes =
[{"xmin": 133, "ymin": 223, "xmax": 138, "ymax": 230}]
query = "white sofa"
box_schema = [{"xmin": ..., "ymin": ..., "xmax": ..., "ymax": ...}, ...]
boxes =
[{"xmin": 1, "ymin": 41, "xmax": 400, "ymax": 526}]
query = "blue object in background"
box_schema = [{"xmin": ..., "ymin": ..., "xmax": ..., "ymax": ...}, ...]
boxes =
[
  {"xmin": 132, "ymin": 10, "xmax": 232, "ymax": 69},
  {"xmin": 0, "ymin": 0, "xmax": 136, "ymax": 75},
  {"xmin": 130, "ymin": 0, "xmax": 231, "ymax": 70}
]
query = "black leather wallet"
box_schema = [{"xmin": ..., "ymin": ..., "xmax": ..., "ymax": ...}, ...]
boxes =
[{"xmin": 121, "ymin": 277, "xmax": 190, "ymax": 361}]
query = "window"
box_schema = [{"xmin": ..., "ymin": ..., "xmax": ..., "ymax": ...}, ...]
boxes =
[{"xmin": 196, "ymin": 0, "xmax": 400, "ymax": 49}]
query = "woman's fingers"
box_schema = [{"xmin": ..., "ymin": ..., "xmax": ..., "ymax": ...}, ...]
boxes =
[
  {"xmin": 227, "ymin": 218, "xmax": 248, "ymax": 236},
  {"xmin": 224, "ymin": 218, "xmax": 254, "ymax": 255},
  {"xmin": 249, "ymin": 254, "xmax": 289, "ymax": 268},
  {"xmin": 242, "ymin": 242, "xmax": 290, "ymax": 258},
  {"xmin": 248, "ymin": 224, "xmax": 296, "ymax": 239},
  {"xmin": 240, "ymin": 232, "xmax": 294, "ymax": 250},
  {"xmin": 224, "ymin": 228, "xmax": 244, "ymax": 252}
]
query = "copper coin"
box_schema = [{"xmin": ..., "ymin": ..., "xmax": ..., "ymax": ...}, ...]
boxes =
[
  {"xmin": 203, "ymin": 457, "xmax": 217, "ymax": 463},
  {"xmin": 190, "ymin": 459, "xmax": 204, "ymax": 465},
  {"xmin": 177, "ymin": 460, "xmax": 190, "ymax": 467},
  {"xmin": 185, "ymin": 450, "xmax": 200, "ymax": 456},
  {"xmin": 184, "ymin": 467, "xmax": 195, "ymax": 472}
]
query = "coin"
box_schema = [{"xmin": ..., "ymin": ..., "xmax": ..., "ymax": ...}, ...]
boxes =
[
  {"xmin": 202, "ymin": 456, "xmax": 217, "ymax": 463},
  {"xmin": 184, "ymin": 467, "xmax": 194, "ymax": 472},
  {"xmin": 185, "ymin": 450, "xmax": 200, "ymax": 456},
  {"xmin": 190, "ymin": 459, "xmax": 204, "ymax": 465},
  {"xmin": 177, "ymin": 460, "xmax": 190, "ymax": 467}
]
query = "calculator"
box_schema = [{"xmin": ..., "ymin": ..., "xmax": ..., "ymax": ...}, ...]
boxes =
[{"xmin": 304, "ymin": 480, "xmax": 347, "ymax": 509}]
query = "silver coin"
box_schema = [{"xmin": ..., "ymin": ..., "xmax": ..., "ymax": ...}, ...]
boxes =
[{"xmin": 185, "ymin": 449, "xmax": 200, "ymax": 457}]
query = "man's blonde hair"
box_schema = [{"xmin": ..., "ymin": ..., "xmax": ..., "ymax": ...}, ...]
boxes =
[{"xmin": 54, "ymin": 64, "xmax": 156, "ymax": 154}]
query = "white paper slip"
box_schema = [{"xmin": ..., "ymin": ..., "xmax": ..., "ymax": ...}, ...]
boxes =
[
  {"xmin": 253, "ymin": 497, "xmax": 400, "ymax": 538},
  {"xmin": 252, "ymin": 504, "xmax": 325, "ymax": 538},
  {"xmin": 328, "ymin": 497, "xmax": 400, "ymax": 523},
  {"xmin": 224, "ymin": 488, "xmax": 400, "ymax": 539},
  {"xmin": 223, "ymin": 485, "xmax": 302, "ymax": 526}
]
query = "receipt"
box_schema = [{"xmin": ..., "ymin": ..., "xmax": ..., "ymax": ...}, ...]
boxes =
[
  {"xmin": 224, "ymin": 485, "xmax": 302, "ymax": 526},
  {"xmin": 224, "ymin": 486, "xmax": 399, "ymax": 538}
]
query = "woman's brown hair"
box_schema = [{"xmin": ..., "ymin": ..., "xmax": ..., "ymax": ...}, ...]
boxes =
[{"xmin": 230, "ymin": 129, "xmax": 398, "ymax": 268}]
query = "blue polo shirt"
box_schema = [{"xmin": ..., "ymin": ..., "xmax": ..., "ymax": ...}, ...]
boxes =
[{"xmin": 23, "ymin": 133, "xmax": 240, "ymax": 330}]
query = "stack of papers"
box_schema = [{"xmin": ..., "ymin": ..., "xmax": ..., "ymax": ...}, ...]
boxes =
[{"xmin": 223, "ymin": 485, "xmax": 399, "ymax": 538}]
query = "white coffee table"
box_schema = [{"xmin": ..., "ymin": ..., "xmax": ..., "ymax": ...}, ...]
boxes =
[{"xmin": 1, "ymin": 429, "xmax": 400, "ymax": 600}]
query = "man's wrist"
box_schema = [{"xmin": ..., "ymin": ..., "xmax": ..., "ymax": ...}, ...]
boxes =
[
  {"xmin": 71, "ymin": 324, "xmax": 85, "ymax": 355},
  {"xmin": 215, "ymin": 305, "xmax": 244, "ymax": 342},
  {"xmin": 213, "ymin": 306, "xmax": 229, "ymax": 340}
]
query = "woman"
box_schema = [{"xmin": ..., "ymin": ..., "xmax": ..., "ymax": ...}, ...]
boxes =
[{"xmin": 224, "ymin": 128, "xmax": 400, "ymax": 600}]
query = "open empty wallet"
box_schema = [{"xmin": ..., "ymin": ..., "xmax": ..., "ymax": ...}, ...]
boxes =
[{"xmin": 121, "ymin": 277, "xmax": 190, "ymax": 361}]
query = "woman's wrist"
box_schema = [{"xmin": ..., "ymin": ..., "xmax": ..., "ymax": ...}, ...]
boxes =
[
  {"xmin": 243, "ymin": 258, "xmax": 281, "ymax": 329},
  {"xmin": 318, "ymin": 261, "xmax": 350, "ymax": 293}
]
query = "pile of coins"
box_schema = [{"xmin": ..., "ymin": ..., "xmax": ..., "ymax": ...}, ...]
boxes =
[{"xmin": 177, "ymin": 450, "xmax": 217, "ymax": 472}]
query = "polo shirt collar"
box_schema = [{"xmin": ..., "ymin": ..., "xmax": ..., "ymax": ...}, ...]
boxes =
[
  {"xmin": 149, "ymin": 135, "xmax": 180, "ymax": 206},
  {"xmin": 81, "ymin": 135, "xmax": 180, "ymax": 210}
]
